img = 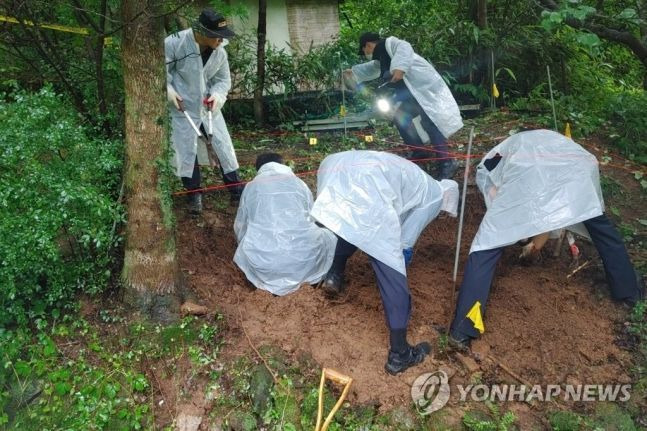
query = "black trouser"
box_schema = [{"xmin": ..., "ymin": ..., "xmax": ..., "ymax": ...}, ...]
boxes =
[
  {"xmin": 450, "ymin": 213, "xmax": 641, "ymax": 340},
  {"xmin": 180, "ymin": 124, "xmax": 243, "ymax": 199},
  {"xmin": 330, "ymin": 237, "xmax": 411, "ymax": 331},
  {"xmin": 392, "ymin": 86, "xmax": 449, "ymax": 163},
  {"xmin": 180, "ymin": 156, "xmax": 243, "ymax": 200}
]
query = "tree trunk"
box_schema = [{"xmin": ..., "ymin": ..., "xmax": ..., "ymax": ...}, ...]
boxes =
[
  {"xmin": 476, "ymin": 0, "xmax": 487, "ymax": 28},
  {"xmin": 253, "ymin": 0, "xmax": 267, "ymax": 125},
  {"xmin": 468, "ymin": 0, "xmax": 488, "ymax": 97},
  {"xmin": 121, "ymin": 0, "xmax": 181, "ymax": 322}
]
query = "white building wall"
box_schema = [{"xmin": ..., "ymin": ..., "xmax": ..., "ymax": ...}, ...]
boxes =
[{"xmin": 231, "ymin": 0, "xmax": 292, "ymax": 53}]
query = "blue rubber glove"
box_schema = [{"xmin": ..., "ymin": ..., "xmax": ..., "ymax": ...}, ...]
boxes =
[{"xmin": 403, "ymin": 247, "xmax": 413, "ymax": 266}]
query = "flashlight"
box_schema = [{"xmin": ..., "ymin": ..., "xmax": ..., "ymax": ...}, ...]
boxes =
[{"xmin": 377, "ymin": 98, "xmax": 391, "ymax": 113}]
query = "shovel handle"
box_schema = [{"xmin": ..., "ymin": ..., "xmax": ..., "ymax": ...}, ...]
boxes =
[
  {"xmin": 323, "ymin": 368, "xmax": 352, "ymax": 385},
  {"xmin": 315, "ymin": 368, "xmax": 353, "ymax": 431}
]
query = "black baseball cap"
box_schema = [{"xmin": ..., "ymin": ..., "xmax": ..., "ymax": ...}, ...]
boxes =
[
  {"xmin": 193, "ymin": 8, "xmax": 236, "ymax": 39},
  {"xmin": 358, "ymin": 32, "xmax": 380, "ymax": 55}
]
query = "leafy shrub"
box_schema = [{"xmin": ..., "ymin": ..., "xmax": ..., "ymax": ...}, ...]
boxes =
[
  {"xmin": 604, "ymin": 91, "xmax": 647, "ymax": 163},
  {"xmin": 0, "ymin": 87, "xmax": 122, "ymax": 327}
]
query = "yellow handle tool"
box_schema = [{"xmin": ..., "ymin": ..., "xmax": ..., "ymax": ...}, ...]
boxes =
[{"xmin": 315, "ymin": 368, "xmax": 353, "ymax": 431}]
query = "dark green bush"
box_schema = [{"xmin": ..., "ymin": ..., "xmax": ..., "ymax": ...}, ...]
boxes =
[
  {"xmin": 0, "ymin": 87, "xmax": 123, "ymax": 327},
  {"xmin": 605, "ymin": 91, "xmax": 647, "ymax": 164}
]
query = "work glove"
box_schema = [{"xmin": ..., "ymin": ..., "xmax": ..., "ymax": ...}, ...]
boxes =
[
  {"xmin": 167, "ymin": 85, "xmax": 183, "ymax": 110},
  {"xmin": 207, "ymin": 93, "xmax": 226, "ymax": 112},
  {"xmin": 403, "ymin": 247, "xmax": 414, "ymax": 266}
]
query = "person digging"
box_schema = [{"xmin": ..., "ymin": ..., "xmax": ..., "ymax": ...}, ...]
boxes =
[
  {"xmin": 448, "ymin": 129, "xmax": 646, "ymax": 350},
  {"xmin": 311, "ymin": 150, "xmax": 459, "ymax": 374}
]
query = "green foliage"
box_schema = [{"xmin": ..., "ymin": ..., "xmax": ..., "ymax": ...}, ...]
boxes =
[
  {"xmin": 548, "ymin": 410, "xmax": 585, "ymax": 430},
  {"xmin": 227, "ymin": 31, "xmax": 358, "ymax": 122},
  {"xmin": 463, "ymin": 403, "xmax": 517, "ymax": 431},
  {"xmin": 548, "ymin": 403, "xmax": 639, "ymax": 431},
  {"xmin": 0, "ymin": 87, "xmax": 122, "ymax": 326},
  {"xmin": 0, "ymin": 0, "xmax": 125, "ymax": 132},
  {"xmin": 1, "ymin": 313, "xmax": 223, "ymax": 430},
  {"xmin": 628, "ymin": 300, "xmax": 647, "ymax": 367}
]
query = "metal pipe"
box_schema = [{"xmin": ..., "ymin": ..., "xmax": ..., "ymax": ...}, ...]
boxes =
[{"xmin": 453, "ymin": 127, "xmax": 474, "ymax": 283}]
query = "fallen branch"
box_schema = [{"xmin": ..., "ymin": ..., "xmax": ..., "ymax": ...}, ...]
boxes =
[
  {"xmin": 566, "ymin": 260, "xmax": 590, "ymax": 280},
  {"xmin": 488, "ymin": 354, "xmax": 533, "ymax": 387}
]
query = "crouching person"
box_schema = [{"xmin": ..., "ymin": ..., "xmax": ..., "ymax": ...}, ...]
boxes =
[
  {"xmin": 449, "ymin": 129, "xmax": 645, "ymax": 349},
  {"xmin": 233, "ymin": 153, "xmax": 336, "ymax": 296},
  {"xmin": 311, "ymin": 150, "xmax": 459, "ymax": 374}
]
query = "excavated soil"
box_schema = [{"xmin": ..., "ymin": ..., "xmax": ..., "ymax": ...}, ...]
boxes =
[{"xmin": 176, "ymin": 146, "xmax": 640, "ymax": 422}]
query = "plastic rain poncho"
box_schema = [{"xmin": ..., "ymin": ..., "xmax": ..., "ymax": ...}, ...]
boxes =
[
  {"xmin": 234, "ymin": 163, "xmax": 336, "ymax": 296},
  {"xmin": 470, "ymin": 129, "xmax": 604, "ymax": 253},
  {"xmin": 165, "ymin": 29, "xmax": 239, "ymax": 177},
  {"xmin": 311, "ymin": 151, "xmax": 458, "ymax": 276},
  {"xmin": 351, "ymin": 36, "xmax": 463, "ymax": 139}
]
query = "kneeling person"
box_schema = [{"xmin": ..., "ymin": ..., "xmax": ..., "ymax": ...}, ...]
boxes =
[
  {"xmin": 311, "ymin": 150, "xmax": 459, "ymax": 374},
  {"xmin": 234, "ymin": 153, "xmax": 336, "ymax": 296}
]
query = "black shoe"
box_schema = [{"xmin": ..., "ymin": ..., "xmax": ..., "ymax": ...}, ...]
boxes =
[
  {"xmin": 320, "ymin": 271, "xmax": 344, "ymax": 298},
  {"xmin": 438, "ymin": 159, "xmax": 458, "ymax": 180},
  {"xmin": 623, "ymin": 270, "xmax": 646, "ymax": 307},
  {"xmin": 448, "ymin": 331, "xmax": 471, "ymax": 352},
  {"xmin": 188, "ymin": 193, "xmax": 203, "ymax": 215},
  {"xmin": 385, "ymin": 342, "xmax": 431, "ymax": 375}
]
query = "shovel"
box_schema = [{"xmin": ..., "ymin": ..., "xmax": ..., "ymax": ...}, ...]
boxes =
[{"xmin": 315, "ymin": 368, "xmax": 353, "ymax": 431}]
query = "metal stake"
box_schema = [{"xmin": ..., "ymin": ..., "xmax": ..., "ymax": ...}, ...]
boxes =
[{"xmin": 453, "ymin": 127, "xmax": 474, "ymax": 283}]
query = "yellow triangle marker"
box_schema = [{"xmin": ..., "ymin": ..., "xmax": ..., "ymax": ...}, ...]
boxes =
[
  {"xmin": 564, "ymin": 122, "xmax": 571, "ymax": 138},
  {"xmin": 492, "ymin": 83, "xmax": 500, "ymax": 99},
  {"xmin": 364, "ymin": 135, "xmax": 374, "ymax": 143},
  {"xmin": 466, "ymin": 301, "xmax": 485, "ymax": 334},
  {"xmin": 309, "ymin": 137, "xmax": 318, "ymax": 146}
]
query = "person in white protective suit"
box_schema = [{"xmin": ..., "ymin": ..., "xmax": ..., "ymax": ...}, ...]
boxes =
[
  {"xmin": 233, "ymin": 153, "xmax": 337, "ymax": 296},
  {"xmin": 165, "ymin": 9, "xmax": 243, "ymax": 214},
  {"xmin": 449, "ymin": 129, "xmax": 645, "ymax": 350},
  {"xmin": 345, "ymin": 32, "xmax": 463, "ymax": 180},
  {"xmin": 311, "ymin": 150, "xmax": 459, "ymax": 375}
]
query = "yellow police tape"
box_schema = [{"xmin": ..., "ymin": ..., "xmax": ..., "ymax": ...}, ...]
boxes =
[{"xmin": 0, "ymin": 15, "xmax": 113, "ymax": 45}]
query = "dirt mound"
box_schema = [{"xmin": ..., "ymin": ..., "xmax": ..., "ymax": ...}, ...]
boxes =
[{"xmin": 177, "ymin": 183, "xmax": 633, "ymax": 416}]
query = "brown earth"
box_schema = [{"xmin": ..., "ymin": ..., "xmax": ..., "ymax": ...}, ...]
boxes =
[{"xmin": 175, "ymin": 127, "xmax": 645, "ymax": 426}]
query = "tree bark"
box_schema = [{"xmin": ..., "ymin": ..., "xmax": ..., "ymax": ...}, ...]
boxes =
[
  {"xmin": 253, "ymin": 0, "xmax": 267, "ymax": 125},
  {"xmin": 121, "ymin": 0, "xmax": 181, "ymax": 322}
]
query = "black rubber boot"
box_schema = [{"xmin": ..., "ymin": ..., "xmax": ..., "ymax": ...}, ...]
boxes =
[
  {"xmin": 320, "ymin": 271, "xmax": 344, "ymax": 298},
  {"xmin": 187, "ymin": 193, "xmax": 203, "ymax": 215},
  {"xmin": 624, "ymin": 270, "xmax": 646, "ymax": 307},
  {"xmin": 385, "ymin": 342, "xmax": 431, "ymax": 375},
  {"xmin": 438, "ymin": 159, "xmax": 458, "ymax": 180},
  {"xmin": 222, "ymin": 170, "xmax": 244, "ymax": 206}
]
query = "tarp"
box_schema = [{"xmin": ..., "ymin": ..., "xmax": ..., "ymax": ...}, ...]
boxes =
[
  {"xmin": 470, "ymin": 129, "xmax": 604, "ymax": 253},
  {"xmin": 311, "ymin": 150, "xmax": 458, "ymax": 275},
  {"xmin": 234, "ymin": 162, "xmax": 336, "ymax": 295}
]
